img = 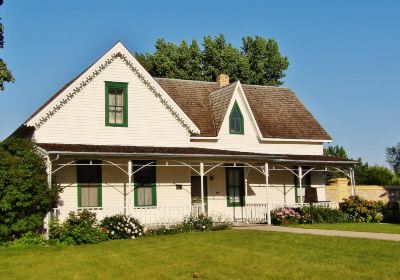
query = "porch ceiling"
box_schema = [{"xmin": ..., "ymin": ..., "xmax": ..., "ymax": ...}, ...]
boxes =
[{"xmin": 37, "ymin": 143, "xmax": 356, "ymax": 166}]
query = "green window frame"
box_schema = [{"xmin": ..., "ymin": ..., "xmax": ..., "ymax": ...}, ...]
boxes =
[
  {"xmin": 133, "ymin": 161, "xmax": 157, "ymax": 207},
  {"xmin": 229, "ymin": 101, "xmax": 244, "ymax": 134},
  {"xmin": 105, "ymin": 81, "xmax": 128, "ymax": 127},
  {"xmin": 294, "ymin": 166, "xmax": 312, "ymax": 203},
  {"xmin": 225, "ymin": 166, "xmax": 245, "ymax": 207},
  {"xmin": 77, "ymin": 160, "xmax": 102, "ymax": 208}
]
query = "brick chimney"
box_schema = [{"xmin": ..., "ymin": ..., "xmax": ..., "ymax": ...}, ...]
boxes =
[{"xmin": 216, "ymin": 74, "xmax": 229, "ymax": 87}]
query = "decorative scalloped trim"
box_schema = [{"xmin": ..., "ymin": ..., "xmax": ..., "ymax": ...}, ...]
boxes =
[{"xmin": 34, "ymin": 52, "xmax": 195, "ymax": 133}]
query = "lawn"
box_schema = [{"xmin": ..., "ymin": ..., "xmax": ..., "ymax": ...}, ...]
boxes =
[
  {"xmin": 1, "ymin": 230, "xmax": 399, "ymax": 280},
  {"xmin": 290, "ymin": 223, "xmax": 400, "ymax": 234}
]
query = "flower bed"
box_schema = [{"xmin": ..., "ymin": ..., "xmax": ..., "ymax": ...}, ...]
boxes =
[{"xmin": 271, "ymin": 196, "xmax": 385, "ymax": 225}]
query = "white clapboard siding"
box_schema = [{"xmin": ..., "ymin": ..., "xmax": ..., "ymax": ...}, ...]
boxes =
[{"xmin": 34, "ymin": 58, "xmax": 190, "ymax": 147}]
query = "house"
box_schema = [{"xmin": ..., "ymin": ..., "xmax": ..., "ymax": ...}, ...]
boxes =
[{"xmin": 12, "ymin": 42, "xmax": 355, "ymax": 225}]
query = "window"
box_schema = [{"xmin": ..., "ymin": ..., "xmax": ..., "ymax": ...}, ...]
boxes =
[
  {"xmin": 294, "ymin": 166, "xmax": 312, "ymax": 203},
  {"xmin": 225, "ymin": 166, "xmax": 245, "ymax": 207},
  {"xmin": 133, "ymin": 161, "xmax": 157, "ymax": 207},
  {"xmin": 77, "ymin": 160, "xmax": 102, "ymax": 207},
  {"xmin": 105, "ymin": 81, "xmax": 128, "ymax": 127},
  {"xmin": 229, "ymin": 101, "xmax": 244, "ymax": 134}
]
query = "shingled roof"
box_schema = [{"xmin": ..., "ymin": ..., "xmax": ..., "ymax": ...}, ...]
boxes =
[{"xmin": 155, "ymin": 78, "xmax": 331, "ymax": 140}]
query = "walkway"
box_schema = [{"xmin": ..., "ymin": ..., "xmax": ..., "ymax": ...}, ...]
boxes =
[{"xmin": 234, "ymin": 224, "xmax": 400, "ymax": 242}]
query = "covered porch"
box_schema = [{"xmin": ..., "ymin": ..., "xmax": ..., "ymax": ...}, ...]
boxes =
[{"xmin": 39, "ymin": 143, "xmax": 356, "ymax": 225}]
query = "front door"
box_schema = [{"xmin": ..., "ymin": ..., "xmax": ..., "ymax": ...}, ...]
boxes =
[{"xmin": 191, "ymin": 176, "xmax": 208, "ymax": 212}]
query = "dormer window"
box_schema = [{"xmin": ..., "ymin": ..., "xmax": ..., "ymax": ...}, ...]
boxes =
[
  {"xmin": 229, "ymin": 101, "xmax": 244, "ymax": 134},
  {"xmin": 105, "ymin": 81, "xmax": 128, "ymax": 127}
]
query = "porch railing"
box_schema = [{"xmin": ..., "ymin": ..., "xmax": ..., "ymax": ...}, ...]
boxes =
[
  {"xmin": 245, "ymin": 202, "xmax": 340, "ymax": 223},
  {"xmin": 51, "ymin": 205, "xmax": 204, "ymax": 226},
  {"xmin": 50, "ymin": 202, "xmax": 340, "ymax": 226}
]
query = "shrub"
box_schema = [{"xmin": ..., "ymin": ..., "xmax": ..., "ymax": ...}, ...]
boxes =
[
  {"xmin": 49, "ymin": 210, "xmax": 108, "ymax": 245},
  {"xmin": 301, "ymin": 206, "xmax": 347, "ymax": 224},
  {"xmin": 271, "ymin": 207, "xmax": 302, "ymax": 225},
  {"xmin": 339, "ymin": 196, "xmax": 384, "ymax": 223},
  {"xmin": 148, "ymin": 215, "xmax": 232, "ymax": 235},
  {"xmin": 5, "ymin": 232, "xmax": 46, "ymax": 247},
  {"xmin": 0, "ymin": 138, "xmax": 60, "ymax": 241},
  {"xmin": 100, "ymin": 214, "xmax": 144, "ymax": 240},
  {"xmin": 181, "ymin": 215, "xmax": 214, "ymax": 232}
]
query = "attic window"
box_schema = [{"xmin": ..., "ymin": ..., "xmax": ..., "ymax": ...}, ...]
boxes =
[
  {"xmin": 229, "ymin": 101, "xmax": 244, "ymax": 134},
  {"xmin": 105, "ymin": 81, "xmax": 128, "ymax": 127}
]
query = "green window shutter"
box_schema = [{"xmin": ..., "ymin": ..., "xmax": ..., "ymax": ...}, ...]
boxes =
[
  {"xmin": 105, "ymin": 81, "xmax": 128, "ymax": 127},
  {"xmin": 152, "ymin": 183, "xmax": 157, "ymax": 206},
  {"xmin": 229, "ymin": 101, "xmax": 244, "ymax": 134},
  {"xmin": 77, "ymin": 184, "xmax": 82, "ymax": 207},
  {"xmin": 97, "ymin": 183, "xmax": 102, "ymax": 207},
  {"xmin": 134, "ymin": 183, "xmax": 139, "ymax": 207}
]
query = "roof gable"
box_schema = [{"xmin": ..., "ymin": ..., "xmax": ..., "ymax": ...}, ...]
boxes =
[{"xmin": 25, "ymin": 42, "xmax": 200, "ymax": 134}]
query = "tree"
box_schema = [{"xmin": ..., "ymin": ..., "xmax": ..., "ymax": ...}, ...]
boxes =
[
  {"xmin": 0, "ymin": 138, "xmax": 59, "ymax": 241},
  {"xmin": 135, "ymin": 34, "xmax": 289, "ymax": 86},
  {"xmin": 324, "ymin": 145, "xmax": 348, "ymax": 159},
  {"xmin": 366, "ymin": 165, "xmax": 395, "ymax": 185},
  {"xmin": 325, "ymin": 145, "xmax": 397, "ymax": 185},
  {"xmin": 386, "ymin": 142, "xmax": 400, "ymax": 175},
  {"xmin": 0, "ymin": 1, "xmax": 14, "ymax": 91},
  {"xmin": 242, "ymin": 36, "xmax": 289, "ymax": 86}
]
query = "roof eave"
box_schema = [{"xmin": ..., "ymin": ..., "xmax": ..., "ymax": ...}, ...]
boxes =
[{"xmin": 43, "ymin": 150, "xmax": 355, "ymax": 166}]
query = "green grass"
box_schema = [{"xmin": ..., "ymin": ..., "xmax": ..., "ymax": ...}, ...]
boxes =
[
  {"xmin": 1, "ymin": 230, "xmax": 399, "ymax": 280},
  {"xmin": 290, "ymin": 223, "xmax": 400, "ymax": 234}
]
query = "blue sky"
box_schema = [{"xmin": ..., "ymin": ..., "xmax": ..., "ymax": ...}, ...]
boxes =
[{"xmin": 0, "ymin": 0, "xmax": 399, "ymax": 166}]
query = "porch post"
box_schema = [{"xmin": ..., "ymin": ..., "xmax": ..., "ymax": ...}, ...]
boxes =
[
  {"xmin": 45, "ymin": 155, "xmax": 52, "ymax": 239},
  {"xmin": 244, "ymin": 168, "xmax": 249, "ymax": 222},
  {"xmin": 350, "ymin": 167, "xmax": 356, "ymax": 196},
  {"xmin": 200, "ymin": 162, "xmax": 205, "ymax": 214},
  {"xmin": 127, "ymin": 160, "xmax": 132, "ymax": 216},
  {"xmin": 298, "ymin": 165, "xmax": 303, "ymax": 206},
  {"xmin": 265, "ymin": 162, "xmax": 271, "ymax": 225}
]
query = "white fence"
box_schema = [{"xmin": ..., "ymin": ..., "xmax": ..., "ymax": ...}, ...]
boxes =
[{"xmin": 51, "ymin": 205, "xmax": 203, "ymax": 226}]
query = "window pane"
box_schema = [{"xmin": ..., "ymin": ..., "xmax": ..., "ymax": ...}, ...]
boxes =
[
  {"xmin": 137, "ymin": 185, "xmax": 153, "ymax": 206},
  {"xmin": 229, "ymin": 103, "xmax": 243, "ymax": 133},
  {"xmin": 115, "ymin": 92, "xmax": 123, "ymax": 106},
  {"xmin": 108, "ymin": 90, "xmax": 115, "ymax": 106},
  {"xmin": 144, "ymin": 185, "xmax": 153, "ymax": 205},
  {"xmin": 115, "ymin": 108, "xmax": 123, "ymax": 124},
  {"xmin": 109, "ymin": 108, "xmax": 115, "ymax": 124},
  {"xmin": 81, "ymin": 185, "xmax": 98, "ymax": 207},
  {"xmin": 137, "ymin": 187, "xmax": 145, "ymax": 206}
]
